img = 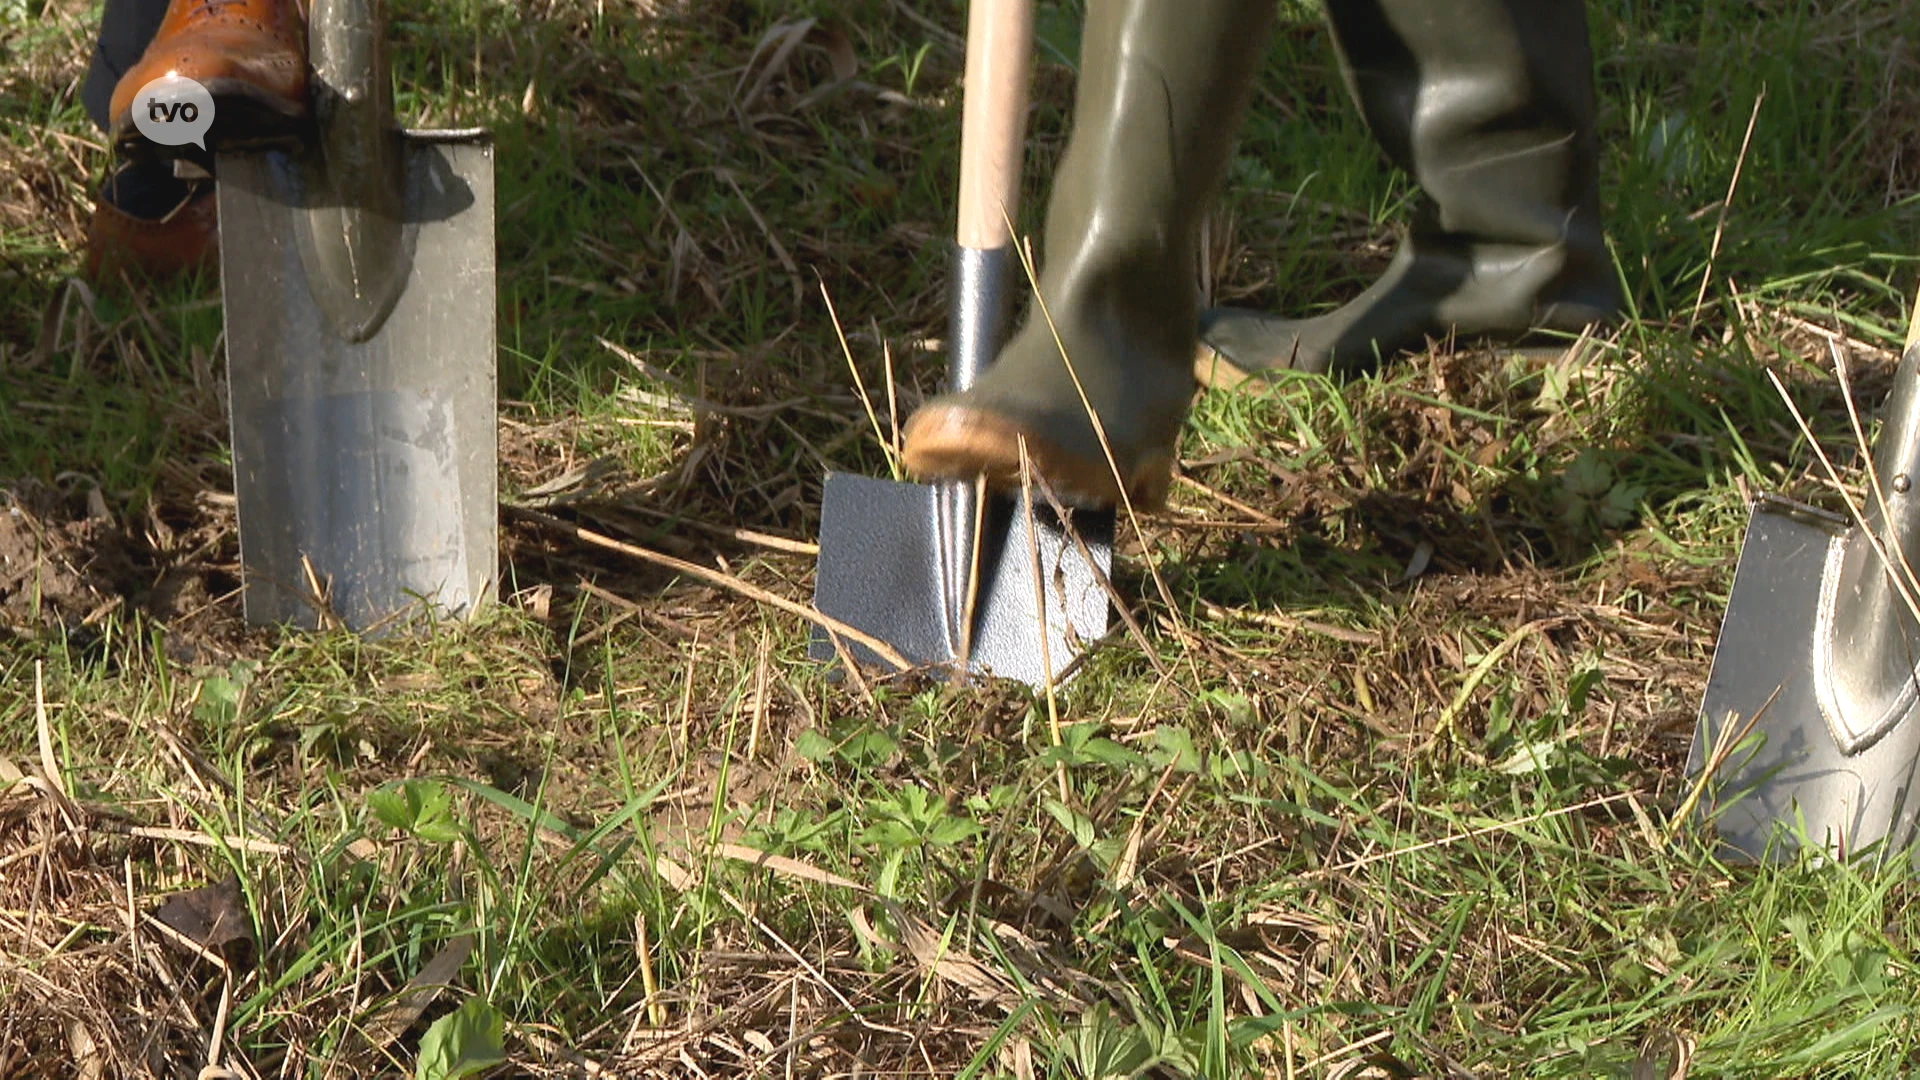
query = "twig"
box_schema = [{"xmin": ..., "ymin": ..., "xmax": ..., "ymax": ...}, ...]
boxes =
[
  {"xmin": 1018, "ymin": 438, "xmax": 1070, "ymax": 804},
  {"xmin": 1760, "ymin": 309, "xmax": 1899, "ymax": 361},
  {"xmin": 888, "ymin": 0, "xmax": 964, "ymax": 52},
  {"xmin": 1300, "ymin": 1030, "xmax": 1395, "ymax": 1075},
  {"xmin": 346, "ymin": 935, "xmax": 477, "ymax": 1073},
  {"xmin": 1012, "ymin": 228, "xmax": 1203, "ymax": 685},
  {"xmin": 1197, "ymin": 600, "xmax": 1381, "ymax": 648},
  {"xmin": 1690, "ymin": 86, "xmax": 1765, "ymax": 326},
  {"xmin": 1030, "ymin": 467, "xmax": 1165, "ymax": 676},
  {"xmin": 513, "ymin": 506, "xmax": 913, "ymax": 671},
  {"xmin": 821, "ymin": 278, "xmax": 898, "ymax": 479},
  {"xmin": 953, "ymin": 474, "xmax": 989, "ymax": 682},
  {"xmin": 635, "ymin": 911, "xmax": 666, "ymax": 1029},
  {"xmin": 747, "ymin": 628, "xmax": 771, "ymax": 761},
  {"xmin": 1174, "ymin": 473, "xmax": 1288, "ymax": 529},
  {"xmin": 31, "ymin": 663, "xmax": 81, "ymax": 831},
  {"xmin": 1767, "ymin": 368, "xmax": 1920, "ymax": 623},
  {"xmin": 882, "ymin": 329, "xmax": 902, "ymax": 458},
  {"xmin": 1670, "ymin": 684, "xmax": 1779, "ymax": 840},
  {"xmin": 1321, "ymin": 791, "xmax": 1637, "ymax": 874},
  {"xmin": 34, "ymin": 661, "xmax": 65, "ymax": 798},
  {"xmin": 108, "ymin": 825, "xmax": 291, "ymax": 857},
  {"xmin": 517, "ymin": 1028, "xmax": 625, "ymax": 1079},
  {"xmin": 653, "ymin": 854, "xmax": 865, "ymax": 1018},
  {"xmin": 617, "ymin": 503, "xmax": 820, "ymax": 555},
  {"xmin": 1832, "ymin": 340, "xmax": 1920, "ymax": 620},
  {"xmin": 720, "ymin": 169, "xmax": 803, "ymax": 307},
  {"xmin": 712, "ymin": 842, "xmax": 869, "ymax": 892},
  {"xmin": 599, "ymin": 336, "xmax": 813, "ymax": 419},
  {"xmin": 199, "ymin": 973, "xmax": 234, "ymax": 1080}
]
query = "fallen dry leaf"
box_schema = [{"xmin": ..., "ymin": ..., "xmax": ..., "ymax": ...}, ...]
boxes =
[{"xmin": 151, "ymin": 874, "xmax": 255, "ymax": 961}]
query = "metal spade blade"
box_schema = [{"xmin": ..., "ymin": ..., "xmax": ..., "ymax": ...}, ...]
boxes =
[
  {"xmin": 214, "ymin": 0, "xmax": 496, "ymax": 630},
  {"xmin": 810, "ymin": 463, "xmax": 1113, "ymax": 686},
  {"xmin": 1691, "ymin": 339, "xmax": 1920, "ymax": 867}
]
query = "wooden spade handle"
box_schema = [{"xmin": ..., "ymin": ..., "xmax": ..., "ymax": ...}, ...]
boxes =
[{"xmin": 955, "ymin": 0, "xmax": 1036, "ymax": 251}]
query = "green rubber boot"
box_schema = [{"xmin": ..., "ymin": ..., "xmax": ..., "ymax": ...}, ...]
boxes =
[
  {"xmin": 901, "ymin": 0, "xmax": 1276, "ymax": 510},
  {"xmin": 1195, "ymin": 0, "xmax": 1622, "ymax": 384}
]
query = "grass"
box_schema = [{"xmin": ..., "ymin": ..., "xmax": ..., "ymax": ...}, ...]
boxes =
[{"xmin": 3, "ymin": 0, "xmax": 1920, "ymax": 1076}]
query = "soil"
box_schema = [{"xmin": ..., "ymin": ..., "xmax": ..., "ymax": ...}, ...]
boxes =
[
  {"xmin": 0, "ymin": 483, "xmax": 252, "ymax": 664},
  {"xmin": 0, "ymin": 489, "xmax": 130, "ymax": 632}
]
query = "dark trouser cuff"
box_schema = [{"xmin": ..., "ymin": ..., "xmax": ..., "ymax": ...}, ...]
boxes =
[{"xmin": 82, "ymin": 0, "xmax": 171, "ymax": 132}]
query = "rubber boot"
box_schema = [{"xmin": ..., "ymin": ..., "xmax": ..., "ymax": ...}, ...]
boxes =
[
  {"xmin": 900, "ymin": 0, "xmax": 1277, "ymax": 511},
  {"xmin": 106, "ymin": 0, "xmax": 309, "ymax": 164},
  {"xmin": 1194, "ymin": 0, "xmax": 1621, "ymax": 384}
]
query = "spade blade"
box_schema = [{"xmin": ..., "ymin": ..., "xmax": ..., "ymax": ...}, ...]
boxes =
[
  {"xmin": 810, "ymin": 471, "xmax": 1112, "ymax": 686},
  {"xmin": 1692, "ymin": 497, "xmax": 1920, "ymax": 865},
  {"xmin": 216, "ymin": 133, "xmax": 497, "ymax": 630}
]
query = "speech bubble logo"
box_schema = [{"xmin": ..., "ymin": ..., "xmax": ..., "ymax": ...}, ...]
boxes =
[{"xmin": 130, "ymin": 74, "xmax": 216, "ymax": 150}]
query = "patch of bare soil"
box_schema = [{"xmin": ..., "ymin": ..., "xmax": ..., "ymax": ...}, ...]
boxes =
[
  {"xmin": 0, "ymin": 484, "xmax": 251, "ymax": 663},
  {"xmin": 0, "ymin": 489, "xmax": 138, "ymax": 632}
]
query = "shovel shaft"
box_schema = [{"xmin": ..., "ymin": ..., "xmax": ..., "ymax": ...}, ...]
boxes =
[
  {"xmin": 956, "ymin": 0, "xmax": 1035, "ymax": 252},
  {"xmin": 945, "ymin": 0, "xmax": 1034, "ymax": 618},
  {"xmin": 304, "ymin": 0, "xmax": 410, "ymax": 342},
  {"xmin": 951, "ymin": 0, "xmax": 1035, "ymax": 393},
  {"xmin": 310, "ymin": 0, "xmax": 390, "ymax": 123},
  {"xmin": 948, "ymin": 244, "xmax": 1016, "ymax": 392}
]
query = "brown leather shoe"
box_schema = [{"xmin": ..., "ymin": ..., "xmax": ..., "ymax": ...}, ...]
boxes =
[
  {"xmin": 84, "ymin": 166, "xmax": 219, "ymax": 284},
  {"xmin": 108, "ymin": 0, "xmax": 308, "ymax": 161}
]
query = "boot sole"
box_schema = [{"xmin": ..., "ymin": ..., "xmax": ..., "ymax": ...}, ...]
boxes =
[
  {"xmin": 900, "ymin": 403, "xmax": 1172, "ymax": 513},
  {"xmin": 110, "ymin": 80, "xmax": 309, "ymax": 167},
  {"xmin": 1192, "ymin": 343, "xmax": 1259, "ymax": 391}
]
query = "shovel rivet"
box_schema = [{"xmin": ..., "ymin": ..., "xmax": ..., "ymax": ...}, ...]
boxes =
[{"xmin": 1896, "ymin": 474, "xmax": 1912, "ymax": 494}]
